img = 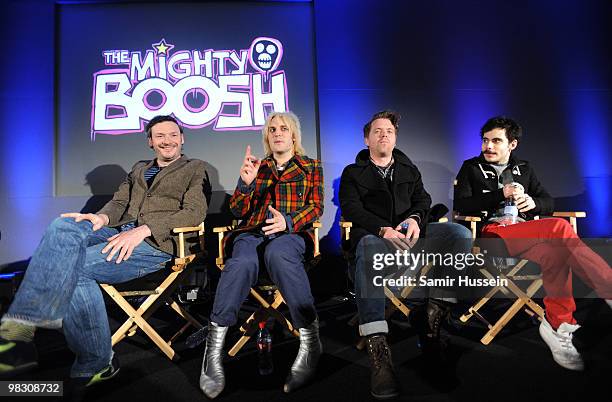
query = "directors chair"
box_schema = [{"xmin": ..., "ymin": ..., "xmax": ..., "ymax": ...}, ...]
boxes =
[
  {"xmin": 454, "ymin": 212, "xmax": 586, "ymax": 345},
  {"xmin": 100, "ymin": 223, "xmax": 206, "ymax": 360}
]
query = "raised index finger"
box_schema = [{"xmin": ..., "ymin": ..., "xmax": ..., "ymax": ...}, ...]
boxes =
[{"xmin": 268, "ymin": 205, "xmax": 281, "ymax": 215}]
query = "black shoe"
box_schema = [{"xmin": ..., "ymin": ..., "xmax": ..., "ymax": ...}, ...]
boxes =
[
  {"xmin": 410, "ymin": 299, "xmax": 451, "ymax": 360},
  {"xmin": 365, "ymin": 335, "xmax": 399, "ymax": 400},
  {"xmin": 0, "ymin": 337, "xmax": 38, "ymax": 377},
  {"xmin": 73, "ymin": 355, "xmax": 120, "ymax": 388}
]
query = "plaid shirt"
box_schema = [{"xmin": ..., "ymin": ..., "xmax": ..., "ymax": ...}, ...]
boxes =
[{"xmin": 229, "ymin": 154, "xmax": 324, "ymax": 244}]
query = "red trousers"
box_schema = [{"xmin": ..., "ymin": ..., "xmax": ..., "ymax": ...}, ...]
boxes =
[{"xmin": 482, "ymin": 218, "xmax": 612, "ymax": 329}]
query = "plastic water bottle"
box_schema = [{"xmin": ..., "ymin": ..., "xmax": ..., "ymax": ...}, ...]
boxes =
[
  {"xmin": 501, "ymin": 197, "xmax": 518, "ymax": 226},
  {"xmin": 256, "ymin": 321, "xmax": 273, "ymax": 375}
]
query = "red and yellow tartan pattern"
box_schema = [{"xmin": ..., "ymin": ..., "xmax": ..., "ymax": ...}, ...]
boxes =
[{"xmin": 229, "ymin": 154, "xmax": 324, "ymax": 242}]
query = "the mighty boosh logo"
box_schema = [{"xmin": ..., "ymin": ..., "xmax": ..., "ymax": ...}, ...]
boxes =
[{"xmin": 91, "ymin": 37, "xmax": 287, "ymax": 138}]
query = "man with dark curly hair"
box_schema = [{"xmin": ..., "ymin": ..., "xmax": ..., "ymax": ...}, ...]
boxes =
[{"xmin": 454, "ymin": 115, "xmax": 612, "ymax": 371}]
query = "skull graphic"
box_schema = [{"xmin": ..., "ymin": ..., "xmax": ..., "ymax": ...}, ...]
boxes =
[{"xmin": 249, "ymin": 37, "xmax": 283, "ymax": 74}]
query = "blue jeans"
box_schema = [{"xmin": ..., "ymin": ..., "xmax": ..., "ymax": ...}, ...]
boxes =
[
  {"xmin": 353, "ymin": 222, "xmax": 473, "ymax": 336},
  {"xmin": 2, "ymin": 217, "xmax": 171, "ymax": 377},
  {"xmin": 211, "ymin": 232, "xmax": 316, "ymax": 329}
]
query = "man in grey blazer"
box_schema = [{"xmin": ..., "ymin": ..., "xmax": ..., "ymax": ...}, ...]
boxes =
[{"xmin": 0, "ymin": 115, "xmax": 209, "ymax": 386}]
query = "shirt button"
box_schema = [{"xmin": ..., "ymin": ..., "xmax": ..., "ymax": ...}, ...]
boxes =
[
  {"xmin": 297, "ymin": 192, "xmax": 303, "ymax": 198},
  {"xmin": 147, "ymin": 193, "xmax": 152, "ymax": 197},
  {"xmin": 139, "ymin": 213, "xmax": 144, "ymax": 217}
]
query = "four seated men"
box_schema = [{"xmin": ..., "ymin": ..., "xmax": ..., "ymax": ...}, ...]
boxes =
[{"xmin": 0, "ymin": 112, "xmax": 608, "ymax": 395}]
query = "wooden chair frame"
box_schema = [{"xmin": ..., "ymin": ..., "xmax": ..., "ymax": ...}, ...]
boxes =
[
  {"xmin": 214, "ymin": 223, "xmax": 321, "ymax": 357},
  {"xmin": 455, "ymin": 211, "xmax": 586, "ymax": 345},
  {"xmin": 100, "ymin": 223, "xmax": 206, "ymax": 360}
]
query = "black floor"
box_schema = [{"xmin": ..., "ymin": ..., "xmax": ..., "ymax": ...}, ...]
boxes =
[{"xmin": 8, "ymin": 296, "xmax": 612, "ymax": 402}]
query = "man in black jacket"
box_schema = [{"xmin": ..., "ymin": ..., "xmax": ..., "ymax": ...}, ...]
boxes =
[
  {"xmin": 454, "ymin": 116, "xmax": 612, "ymax": 372},
  {"xmin": 339, "ymin": 111, "xmax": 472, "ymax": 399},
  {"xmin": 454, "ymin": 117, "xmax": 553, "ymax": 222}
]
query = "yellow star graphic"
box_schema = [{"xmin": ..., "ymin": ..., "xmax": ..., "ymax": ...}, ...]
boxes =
[
  {"xmin": 156, "ymin": 42, "xmax": 169, "ymax": 54},
  {"xmin": 153, "ymin": 39, "xmax": 174, "ymax": 55}
]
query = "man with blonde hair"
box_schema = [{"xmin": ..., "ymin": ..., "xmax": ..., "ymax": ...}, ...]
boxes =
[{"xmin": 200, "ymin": 111, "xmax": 324, "ymax": 398}]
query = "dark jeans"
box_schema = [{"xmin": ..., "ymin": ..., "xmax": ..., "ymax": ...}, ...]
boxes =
[
  {"xmin": 2, "ymin": 217, "xmax": 171, "ymax": 377},
  {"xmin": 210, "ymin": 232, "xmax": 316, "ymax": 329},
  {"xmin": 353, "ymin": 222, "xmax": 473, "ymax": 336}
]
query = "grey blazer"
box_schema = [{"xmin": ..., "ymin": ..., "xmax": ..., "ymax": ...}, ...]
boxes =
[{"xmin": 97, "ymin": 155, "xmax": 209, "ymax": 256}]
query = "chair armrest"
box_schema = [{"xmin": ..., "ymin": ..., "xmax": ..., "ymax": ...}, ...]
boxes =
[
  {"xmin": 213, "ymin": 225, "xmax": 236, "ymax": 233},
  {"xmin": 172, "ymin": 222, "xmax": 204, "ymax": 259},
  {"xmin": 453, "ymin": 215, "xmax": 482, "ymax": 222},
  {"xmin": 552, "ymin": 211, "xmax": 586, "ymax": 218},
  {"xmin": 339, "ymin": 221, "xmax": 352, "ymax": 241},
  {"xmin": 312, "ymin": 221, "xmax": 321, "ymax": 257},
  {"xmin": 172, "ymin": 224, "xmax": 204, "ymax": 234},
  {"xmin": 213, "ymin": 225, "xmax": 237, "ymax": 267},
  {"xmin": 552, "ymin": 211, "xmax": 586, "ymax": 234},
  {"xmin": 452, "ymin": 214, "xmax": 481, "ymax": 239}
]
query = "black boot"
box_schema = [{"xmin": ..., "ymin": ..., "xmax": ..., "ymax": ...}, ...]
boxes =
[
  {"xmin": 365, "ymin": 334, "xmax": 399, "ymax": 400},
  {"xmin": 411, "ymin": 299, "xmax": 451, "ymax": 359}
]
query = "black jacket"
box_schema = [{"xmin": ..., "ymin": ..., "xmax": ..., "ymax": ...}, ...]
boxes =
[
  {"xmin": 454, "ymin": 153, "xmax": 554, "ymax": 221},
  {"xmin": 339, "ymin": 148, "xmax": 432, "ymax": 249}
]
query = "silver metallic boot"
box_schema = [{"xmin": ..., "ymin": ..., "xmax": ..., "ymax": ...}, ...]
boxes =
[
  {"xmin": 199, "ymin": 322, "xmax": 228, "ymax": 399},
  {"xmin": 283, "ymin": 318, "xmax": 322, "ymax": 393}
]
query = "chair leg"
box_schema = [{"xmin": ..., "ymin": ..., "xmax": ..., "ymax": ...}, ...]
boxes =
[
  {"xmin": 481, "ymin": 297, "xmax": 528, "ymax": 345},
  {"xmin": 237, "ymin": 288, "xmax": 274, "ymax": 335},
  {"xmin": 229, "ymin": 332, "xmax": 256, "ymax": 357},
  {"xmin": 461, "ymin": 268, "xmax": 512, "ymax": 324},
  {"xmin": 100, "ymin": 269, "xmax": 191, "ymax": 360},
  {"xmin": 105, "ymin": 288, "xmax": 167, "ymax": 344},
  {"xmin": 478, "ymin": 273, "xmax": 544, "ymax": 345},
  {"xmin": 130, "ymin": 308, "xmax": 178, "ymax": 360},
  {"xmin": 458, "ymin": 257, "xmax": 546, "ymax": 345},
  {"xmin": 104, "ymin": 288, "xmax": 178, "ymax": 359},
  {"xmin": 228, "ymin": 308, "xmax": 269, "ymax": 357},
  {"xmin": 460, "ymin": 260, "xmax": 529, "ymax": 323},
  {"xmin": 228, "ymin": 289, "xmax": 300, "ymax": 357},
  {"xmin": 100, "ymin": 284, "xmax": 147, "ymax": 344},
  {"xmin": 166, "ymin": 299, "xmax": 204, "ymax": 345},
  {"xmin": 379, "ymin": 263, "xmax": 434, "ymax": 320},
  {"xmin": 268, "ymin": 290, "xmax": 299, "ymax": 337},
  {"xmin": 384, "ymin": 288, "xmax": 411, "ymax": 317},
  {"xmin": 168, "ymin": 300, "xmax": 204, "ymax": 329},
  {"xmin": 355, "ymin": 264, "xmax": 434, "ymax": 350},
  {"xmin": 505, "ymin": 277, "xmax": 545, "ymax": 319}
]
